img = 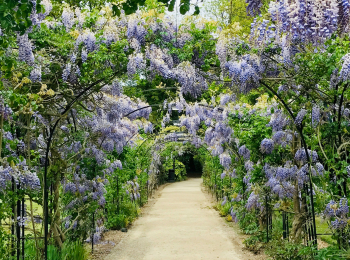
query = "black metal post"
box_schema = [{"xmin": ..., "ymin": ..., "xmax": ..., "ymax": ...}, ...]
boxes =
[
  {"xmin": 17, "ymin": 183, "xmax": 20, "ymax": 260},
  {"xmin": 221, "ymin": 179, "xmax": 223, "ymax": 199},
  {"xmin": 91, "ymin": 211, "xmax": 95, "ymax": 253},
  {"xmin": 22, "ymin": 196, "xmax": 25, "ymax": 260},
  {"xmin": 11, "ymin": 178, "xmax": 15, "ymax": 257},
  {"xmin": 283, "ymin": 211, "xmax": 286, "ymax": 239},
  {"xmin": 266, "ymin": 195, "xmax": 269, "ymax": 243},
  {"xmin": 116, "ymin": 174, "xmax": 119, "ymax": 214},
  {"xmin": 286, "ymin": 213, "xmax": 289, "ymax": 239},
  {"xmin": 139, "ymin": 179, "xmax": 142, "ymax": 206}
]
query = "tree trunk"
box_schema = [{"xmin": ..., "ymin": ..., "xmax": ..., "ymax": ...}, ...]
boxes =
[{"xmin": 291, "ymin": 184, "xmax": 307, "ymax": 242}]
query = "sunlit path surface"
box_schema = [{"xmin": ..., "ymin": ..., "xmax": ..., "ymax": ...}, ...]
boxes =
[{"xmin": 104, "ymin": 178, "xmax": 244, "ymax": 260}]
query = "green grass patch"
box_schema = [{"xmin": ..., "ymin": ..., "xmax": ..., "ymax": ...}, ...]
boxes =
[{"xmin": 316, "ymin": 217, "xmax": 336, "ymax": 245}]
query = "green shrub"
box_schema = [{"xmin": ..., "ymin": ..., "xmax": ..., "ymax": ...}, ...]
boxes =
[
  {"xmin": 237, "ymin": 210, "xmax": 259, "ymax": 235},
  {"xmin": 265, "ymin": 239, "xmax": 315, "ymax": 260},
  {"xmin": 47, "ymin": 241, "xmax": 88, "ymax": 260},
  {"xmin": 315, "ymin": 246, "xmax": 347, "ymax": 260},
  {"xmin": 107, "ymin": 214, "xmax": 129, "ymax": 230},
  {"xmin": 216, "ymin": 201, "xmax": 231, "ymax": 216},
  {"xmin": 243, "ymin": 233, "xmax": 265, "ymax": 254},
  {"xmin": 106, "ymin": 201, "xmax": 140, "ymax": 230}
]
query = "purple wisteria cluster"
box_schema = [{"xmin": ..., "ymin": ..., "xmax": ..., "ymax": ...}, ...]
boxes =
[
  {"xmin": 174, "ymin": 61, "xmax": 208, "ymax": 98},
  {"xmin": 17, "ymin": 34, "xmax": 35, "ymax": 65},
  {"xmin": 62, "ymin": 8, "xmax": 75, "ymax": 31},
  {"xmin": 0, "ymin": 160, "xmax": 41, "ymax": 192},
  {"xmin": 101, "ymin": 80, "xmax": 123, "ymax": 97},
  {"xmin": 224, "ymin": 54, "xmax": 263, "ymax": 93},
  {"xmin": 246, "ymin": 191, "xmax": 263, "ymax": 211},
  {"xmin": 0, "ymin": 100, "xmax": 13, "ymax": 121},
  {"xmin": 82, "ymin": 94, "xmax": 151, "ymax": 155},
  {"xmin": 263, "ymin": 0, "xmax": 345, "ymax": 43},
  {"xmin": 127, "ymin": 53, "xmax": 146, "ymax": 77},
  {"xmin": 219, "ymin": 152, "xmax": 231, "ymax": 169},
  {"xmin": 294, "ymin": 109, "xmax": 307, "ymax": 127},
  {"xmin": 312, "ymin": 105, "xmax": 321, "ymax": 127},
  {"xmin": 145, "ymin": 45, "xmax": 174, "ymax": 79},
  {"xmin": 127, "ymin": 16, "xmax": 147, "ymax": 49},
  {"xmin": 272, "ymin": 130, "xmax": 293, "ymax": 148},
  {"xmin": 124, "ymin": 176, "xmax": 140, "ymax": 201},
  {"xmin": 294, "ymin": 148, "xmax": 318, "ymax": 165},
  {"xmin": 120, "ymin": 15, "xmax": 208, "ymax": 98},
  {"xmin": 180, "ymin": 100, "xmax": 232, "ymax": 155},
  {"xmin": 266, "ymin": 109, "xmax": 290, "ymax": 132},
  {"xmin": 64, "ymin": 173, "xmax": 108, "ymax": 208},
  {"xmin": 238, "ymin": 145, "xmax": 251, "ymax": 160},
  {"xmin": 324, "ymin": 198, "xmax": 350, "ymax": 230},
  {"xmin": 205, "ymin": 122, "xmax": 233, "ymax": 156},
  {"xmin": 30, "ymin": 0, "xmax": 52, "ymax": 27},
  {"xmin": 144, "ymin": 122, "xmax": 153, "ymax": 134},
  {"xmin": 246, "ymin": 0, "xmax": 262, "ymax": 16},
  {"xmin": 264, "ymin": 162, "xmax": 298, "ymax": 199},
  {"xmin": 260, "ymin": 138, "xmax": 274, "ymax": 154}
]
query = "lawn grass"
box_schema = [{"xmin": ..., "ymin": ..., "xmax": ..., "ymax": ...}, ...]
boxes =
[
  {"xmin": 0, "ymin": 197, "xmax": 43, "ymax": 235},
  {"xmin": 316, "ymin": 217, "xmax": 336, "ymax": 245}
]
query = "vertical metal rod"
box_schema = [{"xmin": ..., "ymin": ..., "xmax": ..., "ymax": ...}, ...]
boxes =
[
  {"xmin": 22, "ymin": 196, "xmax": 25, "ymax": 260},
  {"xmin": 221, "ymin": 179, "xmax": 223, "ymax": 199},
  {"xmin": 116, "ymin": 174, "xmax": 119, "ymax": 214},
  {"xmin": 91, "ymin": 211, "xmax": 95, "ymax": 253},
  {"xmin": 265, "ymin": 195, "xmax": 269, "ymax": 243},
  {"xmin": 11, "ymin": 178, "xmax": 15, "ymax": 257},
  {"xmin": 287, "ymin": 214, "xmax": 289, "ymax": 240},
  {"xmin": 17, "ymin": 183, "xmax": 20, "ymax": 260},
  {"xmin": 139, "ymin": 179, "xmax": 142, "ymax": 206},
  {"xmin": 283, "ymin": 211, "xmax": 286, "ymax": 239}
]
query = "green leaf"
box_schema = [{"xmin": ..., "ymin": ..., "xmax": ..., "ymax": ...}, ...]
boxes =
[
  {"xmin": 112, "ymin": 5, "xmax": 121, "ymax": 16},
  {"xmin": 168, "ymin": 0, "xmax": 176, "ymax": 12},
  {"xmin": 179, "ymin": 0, "xmax": 190, "ymax": 15},
  {"xmin": 193, "ymin": 6, "xmax": 200, "ymax": 15}
]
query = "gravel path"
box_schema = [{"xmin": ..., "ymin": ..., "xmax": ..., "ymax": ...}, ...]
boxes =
[{"xmin": 104, "ymin": 178, "xmax": 264, "ymax": 260}]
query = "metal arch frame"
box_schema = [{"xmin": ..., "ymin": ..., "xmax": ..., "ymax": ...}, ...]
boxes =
[{"xmin": 136, "ymin": 133, "xmax": 222, "ymax": 194}]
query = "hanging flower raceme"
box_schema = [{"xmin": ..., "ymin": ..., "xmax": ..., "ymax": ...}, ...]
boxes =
[
  {"xmin": 127, "ymin": 53, "xmax": 146, "ymax": 77},
  {"xmin": 146, "ymin": 45, "xmax": 174, "ymax": 79},
  {"xmin": 220, "ymin": 94, "xmax": 231, "ymax": 106},
  {"xmin": 144, "ymin": 122, "xmax": 153, "ymax": 134},
  {"xmin": 127, "ymin": 16, "xmax": 147, "ymax": 47},
  {"xmin": 272, "ymin": 130, "xmax": 293, "ymax": 148},
  {"xmin": 246, "ymin": 192, "xmax": 262, "ymax": 211},
  {"xmin": 221, "ymin": 196, "xmax": 227, "ymax": 206},
  {"xmin": 0, "ymin": 160, "xmax": 40, "ymax": 192},
  {"xmin": 173, "ymin": 61, "xmax": 208, "ymax": 98},
  {"xmin": 266, "ymin": 109, "xmax": 290, "ymax": 132},
  {"xmin": 246, "ymin": 0, "xmax": 263, "ymax": 16},
  {"xmin": 238, "ymin": 145, "xmax": 250, "ymax": 160},
  {"xmin": 62, "ymin": 7, "xmax": 75, "ymax": 31},
  {"xmin": 260, "ymin": 138, "xmax": 274, "ymax": 154},
  {"xmin": 224, "ymin": 54, "xmax": 263, "ymax": 93},
  {"xmin": 264, "ymin": 162, "xmax": 297, "ymax": 199},
  {"xmin": 0, "ymin": 100, "xmax": 13, "ymax": 121},
  {"xmin": 219, "ymin": 152, "xmax": 231, "ymax": 169},
  {"xmin": 324, "ymin": 198, "xmax": 350, "ymax": 230},
  {"xmin": 294, "ymin": 109, "xmax": 307, "ymax": 126},
  {"xmin": 220, "ymin": 171, "xmax": 226, "ymax": 179},
  {"xmin": 312, "ymin": 105, "xmax": 321, "ymax": 127},
  {"xmin": 124, "ymin": 176, "xmax": 140, "ymax": 201},
  {"xmin": 294, "ymin": 148, "xmax": 318, "ymax": 164},
  {"xmin": 17, "ymin": 34, "xmax": 34, "ymax": 65}
]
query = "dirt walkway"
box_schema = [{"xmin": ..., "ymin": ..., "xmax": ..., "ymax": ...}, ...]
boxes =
[{"xmin": 104, "ymin": 178, "xmax": 265, "ymax": 260}]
